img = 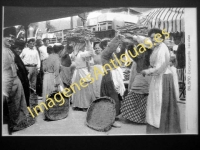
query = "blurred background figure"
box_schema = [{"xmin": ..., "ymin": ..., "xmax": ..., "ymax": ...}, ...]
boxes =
[
  {"xmin": 20, "ymin": 38, "xmax": 41, "ymax": 108},
  {"xmin": 90, "ymin": 41, "xmax": 103, "ymax": 98},
  {"xmin": 99, "ymin": 38, "xmax": 110, "ymax": 50},
  {"xmin": 35, "ymin": 39, "xmax": 43, "ymax": 97},
  {"xmin": 59, "ymin": 42, "xmax": 72, "ymax": 88}
]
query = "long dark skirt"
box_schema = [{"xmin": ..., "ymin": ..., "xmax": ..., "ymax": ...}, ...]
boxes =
[
  {"xmin": 146, "ymin": 74, "xmax": 181, "ymax": 134},
  {"xmin": 121, "ymin": 92, "xmax": 148, "ymax": 124},
  {"xmin": 36, "ymin": 70, "xmax": 43, "ymax": 96},
  {"xmin": 36, "ymin": 60, "xmax": 44, "ymax": 96},
  {"xmin": 100, "ymin": 71, "xmax": 121, "ymax": 116}
]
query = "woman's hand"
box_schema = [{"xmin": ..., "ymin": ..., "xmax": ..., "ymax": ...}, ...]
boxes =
[
  {"xmin": 115, "ymin": 31, "xmax": 125, "ymax": 39},
  {"xmin": 54, "ymin": 82, "xmax": 59, "ymax": 88},
  {"xmin": 141, "ymin": 70, "xmax": 148, "ymax": 77},
  {"xmin": 124, "ymin": 33, "xmax": 133, "ymax": 39}
]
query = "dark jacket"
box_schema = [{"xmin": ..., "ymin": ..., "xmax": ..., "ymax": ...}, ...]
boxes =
[{"xmin": 11, "ymin": 49, "xmax": 30, "ymax": 106}]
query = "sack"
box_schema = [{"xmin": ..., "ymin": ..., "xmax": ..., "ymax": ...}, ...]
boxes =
[{"xmin": 45, "ymin": 91, "xmax": 70, "ymax": 121}]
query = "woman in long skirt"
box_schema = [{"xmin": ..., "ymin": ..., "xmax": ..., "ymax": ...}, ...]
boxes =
[
  {"xmin": 71, "ymin": 38, "xmax": 96, "ymax": 111},
  {"xmin": 59, "ymin": 44, "xmax": 72, "ymax": 88},
  {"xmin": 121, "ymin": 41, "xmax": 152, "ymax": 124},
  {"xmin": 90, "ymin": 42, "xmax": 104, "ymax": 98},
  {"xmin": 141, "ymin": 28, "xmax": 181, "ymax": 134},
  {"xmin": 100, "ymin": 33, "xmax": 126, "ymax": 127},
  {"xmin": 42, "ymin": 45, "xmax": 64, "ymax": 118}
]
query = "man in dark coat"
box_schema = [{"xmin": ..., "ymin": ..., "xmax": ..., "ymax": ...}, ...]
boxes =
[
  {"xmin": 3, "ymin": 27, "xmax": 35, "ymax": 133},
  {"xmin": 10, "ymin": 39, "xmax": 30, "ymax": 106}
]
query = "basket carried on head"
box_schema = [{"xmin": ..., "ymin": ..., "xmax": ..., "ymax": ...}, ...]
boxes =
[
  {"xmin": 45, "ymin": 91, "xmax": 70, "ymax": 121},
  {"xmin": 86, "ymin": 96, "xmax": 116, "ymax": 132}
]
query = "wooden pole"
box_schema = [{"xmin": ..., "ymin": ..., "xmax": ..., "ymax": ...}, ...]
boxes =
[
  {"xmin": 81, "ymin": 13, "xmax": 90, "ymax": 72},
  {"xmin": 24, "ymin": 25, "xmax": 28, "ymax": 43}
]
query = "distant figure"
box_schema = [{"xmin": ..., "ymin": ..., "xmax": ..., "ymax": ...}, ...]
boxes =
[
  {"xmin": 173, "ymin": 35, "xmax": 185, "ymax": 69},
  {"xmin": 59, "ymin": 43, "xmax": 72, "ymax": 88},
  {"xmin": 20, "ymin": 38, "xmax": 41, "ymax": 108},
  {"xmin": 35, "ymin": 39, "xmax": 43, "ymax": 97},
  {"xmin": 90, "ymin": 42, "xmax": 103, "ymax": 98}
]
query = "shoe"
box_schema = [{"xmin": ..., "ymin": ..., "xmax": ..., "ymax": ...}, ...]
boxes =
[
  {"xmin": 115, "ymin": 114, "xmax": 122, "ymax": 121},
  {"xmin": 112, "ymin": 121, "xmax": 121, "ymax": 128},
  {"xmin": 29, "ymin": 87, "xmax": 36, "ymax": 93}
]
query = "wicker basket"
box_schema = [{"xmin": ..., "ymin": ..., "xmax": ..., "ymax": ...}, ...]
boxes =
[
  {"xmin": 86, "ymin": 96, "xmax": 116, "ymax": 132},
  {"xmin": 45, "ymin": 91, "xmax": 70, "ymax": 121}
]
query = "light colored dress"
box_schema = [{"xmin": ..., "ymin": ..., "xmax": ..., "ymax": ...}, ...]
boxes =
[
  {"xmin": 144, "ymin": 42, "xmax": 181, "ymax": 133},
  {"xmin": 71, "ymin": 49, "xmax": 96, "ymax": 108},
  {"xmin": 42, "ymin": 53, "xmax": 63, "ymax": 102},
  {"xmin": 90, "ymin": 54, "xmax": 103, "ymax": 98},
  {"xmin": 145, "ymin": 42, "xmax": 171, "ymax": 128}
]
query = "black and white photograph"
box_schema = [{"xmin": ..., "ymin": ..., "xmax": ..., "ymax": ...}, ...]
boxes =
[{"xmin": 2, "ymin": 6, "xmax": 198, "ymax": 136}]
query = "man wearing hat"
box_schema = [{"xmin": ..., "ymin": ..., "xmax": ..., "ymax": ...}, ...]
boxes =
[
  {"xmin": 3, "ymin": 27, "xmax": 35, "ymax": 132},
  {"xmin": 39, "ymin": 38, "xmax": 50, "ymax": 62},
  {"xmin": 20, "ymin": 38, "xmax": 41, "ymax": 108}
]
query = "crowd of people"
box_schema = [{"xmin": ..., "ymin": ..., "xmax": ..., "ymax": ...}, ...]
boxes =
[{"xmin": 3, "ymin": 26, "xmax": 183, "ymax": 134}]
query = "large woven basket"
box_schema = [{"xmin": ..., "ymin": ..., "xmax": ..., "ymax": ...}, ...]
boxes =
[
  {"xmin": 86, "ymin": 96, "xmax": 116, "ymax": 132},
  {"xmin": 45, "ymin": 91, "xmax": 70, "ymax": 121}
]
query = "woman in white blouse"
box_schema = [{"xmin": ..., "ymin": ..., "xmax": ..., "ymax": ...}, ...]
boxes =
[
  {"xmin": 141, "ymin": 28, "xmax": 181, "ymax": 134},
  {"xmin": 71, "ymin": 37, "xmax": 96, "ymax": 111}
]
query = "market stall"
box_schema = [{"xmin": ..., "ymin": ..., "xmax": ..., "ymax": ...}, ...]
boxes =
[{"xmin": 138, "ymin": 8, "xmax": 184, "ymax": 33}]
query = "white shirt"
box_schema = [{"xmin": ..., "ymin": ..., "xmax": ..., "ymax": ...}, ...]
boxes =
[
  {"xmin": 38, "ymin": 45, "xmax": 49, "ymax": 61},
  {"xmin": 20, "ymin": 47, "xmax": 41, "ymax": 69}
]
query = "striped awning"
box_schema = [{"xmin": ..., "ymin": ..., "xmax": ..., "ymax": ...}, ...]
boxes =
[{"xmin": 138, "ymin": 8, "xmax": 184, "ymax": 33}]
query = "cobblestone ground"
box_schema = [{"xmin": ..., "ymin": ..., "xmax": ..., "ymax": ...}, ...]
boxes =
[{"xmin": 2, "ymin": 99, "xmax": 185, "ymax": 136}]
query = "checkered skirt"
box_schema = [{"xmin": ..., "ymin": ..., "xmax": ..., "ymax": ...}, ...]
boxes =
[{"xmin": 121, "ymin": 91, "xmax": 148, "ymax": 124}]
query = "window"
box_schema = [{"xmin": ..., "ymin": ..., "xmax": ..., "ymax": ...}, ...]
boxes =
[{"xmin": 108, "ymin": 26, "xmax": 112, "ymax": 29}]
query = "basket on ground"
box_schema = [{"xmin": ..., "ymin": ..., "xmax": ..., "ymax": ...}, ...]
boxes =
[
  {"xmin": 86, "ymin": 96, "xmax": 116, "ymax": 132},
  {"xmin": 45, "ymin": 91, "xmax": 70, "ymax": 121}
]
